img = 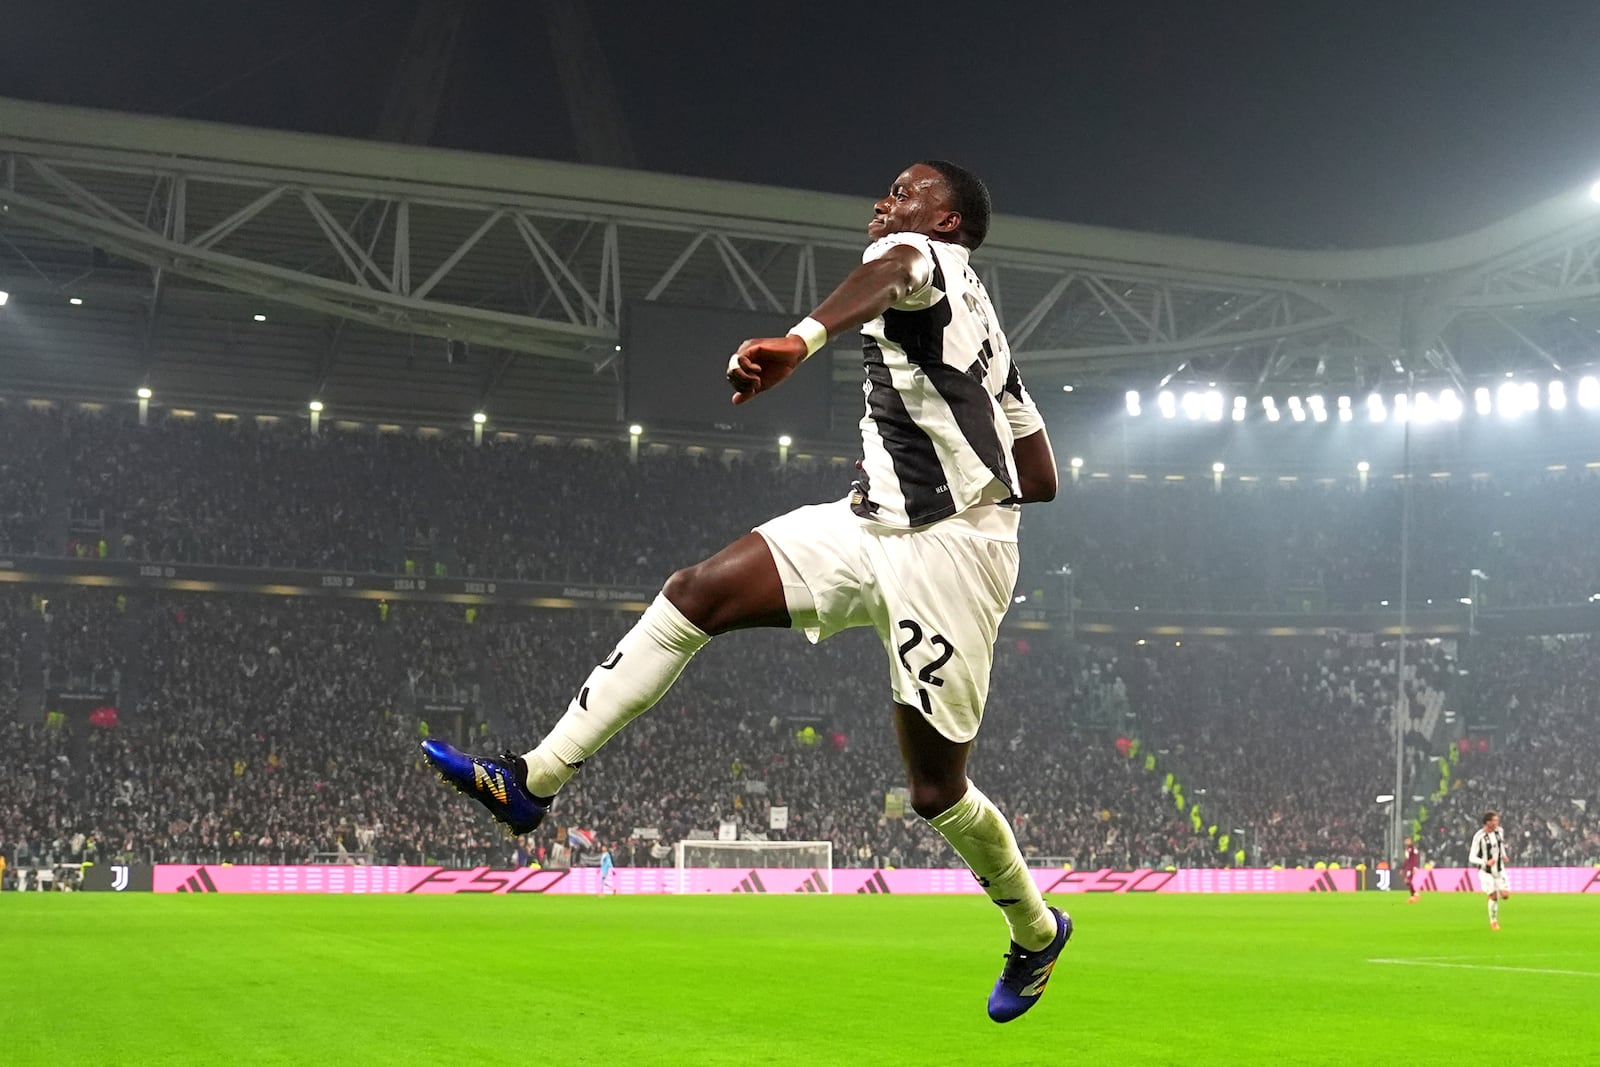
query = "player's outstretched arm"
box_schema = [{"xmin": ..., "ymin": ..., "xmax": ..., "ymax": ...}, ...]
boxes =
[
  {"xmin": 1011, "ymin": 429, "xmax": 1058, "ymax": 503},
  {"xmin": 727, "ymin": 245, "xmax": 928, "ymax": 403}
]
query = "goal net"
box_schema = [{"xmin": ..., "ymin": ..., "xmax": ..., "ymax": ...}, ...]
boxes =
[{"xmin": 673, "ymin": 840, "xmax": 833, "ymax": 894}]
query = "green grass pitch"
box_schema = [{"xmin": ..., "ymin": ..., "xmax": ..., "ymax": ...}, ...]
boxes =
[{"xmin": 4, "ymin": 893, "xmax": 1598, "ymax": 1065}]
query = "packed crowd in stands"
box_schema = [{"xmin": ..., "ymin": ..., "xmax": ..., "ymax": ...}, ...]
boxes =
[
  {"xmin": 1117, "ymin": 638, "xmax": 1454, "ymax": 866},
  {"xmin": 0, "ymin": 590, "xmax": 1210, "ymax": 871},
  {"xmin": 1427, "ymin": 637, "xmax": 1600, "ymax": 866},
  {"xmin": 4, "ymin": 398, "xmax": 1600, "ymax": 878},
  {"xmin": 5, "ymin": 401, "xmax": 1600, "ymax": 609},
  {"xmin": 2, "ymin": 584, "xmax": 1597, "ymax": 873}
]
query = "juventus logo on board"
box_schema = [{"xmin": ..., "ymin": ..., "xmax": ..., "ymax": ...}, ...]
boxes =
[{"xmin": 111, "ymin": 865, "xmax": 130, "ymax": 892}]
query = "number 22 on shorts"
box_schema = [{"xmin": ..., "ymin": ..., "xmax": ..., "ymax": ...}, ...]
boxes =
[{"xmin": 896, "ymin": 619, "xmax": 956, "ymax": 716}]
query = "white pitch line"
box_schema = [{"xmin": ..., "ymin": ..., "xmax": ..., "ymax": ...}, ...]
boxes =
[{"xmin": 1368, "ymin": 958, "xmax": 1600, "ymax": 978}]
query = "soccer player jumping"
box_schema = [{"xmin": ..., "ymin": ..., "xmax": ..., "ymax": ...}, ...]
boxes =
[
  {"xmin": 423, "ymin": 161, "xmax": 1069, "ymax": 1022},
  {"xmin": 1469, "ymin": 811, "xmax": 1511, "ymax": 930}
]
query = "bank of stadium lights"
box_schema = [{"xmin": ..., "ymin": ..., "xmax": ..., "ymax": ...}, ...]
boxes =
[
  {"xmin": 1581, "ymin": 377, "xmax": 1600, "ymax": 408},
  {"xmin": 1211, "ymin": 462, "xmax": 1225, "ymax": 474},
  {"xmin": 136, "ymin": 387, "xmax": 152, "ymax": 400},
  {"xmin": 627, "ymin": 423, "xmax": 643, "ymax": 437},
  {"xmin": 253, "ymin": 313, "xmax": 267, "ymax": 322},
  {"xmin": 0, "ymin": 290, "xmax": 9, "ymax": 307},
  {"xmin": 69, "ymin": 297, "xmax": 83, "ymax": 305},
  {"xmin": 1069, "ymin": 456, "xmax": 1084, "ymax": 469},
  {"xmin": 472, "ymin": 412, "xmax": 487, "ymax": 425},
  {"xmin": 1591, "ymin": 180, "xmax": 1600, "ymax": 203},
  {"xmin": 1128, "ymin": 380, "xmax": 1593, "ymax": 422},
  {"xmin": 777, "ymin": 434, "xmax": 793, "ymax": 448},
  {"xmin": 1357, "ymin": 461, "xmax": 1370, "ymax": 473},
  {"xmin": 308, "ymin": 400, "xmax": 324, "ymax": 413}
]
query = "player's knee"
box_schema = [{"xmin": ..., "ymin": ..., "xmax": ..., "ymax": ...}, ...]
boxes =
[
  {"xmin": 908, "ymin": 779, "xmax": 962, "ymax": 820},
  {"xmin": 662, "ymin": 565, "xmax": 716, "ymax": 630}
]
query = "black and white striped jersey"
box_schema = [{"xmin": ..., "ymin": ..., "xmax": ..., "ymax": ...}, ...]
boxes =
[
  {"xmin": 1469, "ymin": 827, "xmax": 1507, "ymax": 874},
  {"xmin": 851, "ymin": 233, "xmax": 1044, "ymax": 528}
]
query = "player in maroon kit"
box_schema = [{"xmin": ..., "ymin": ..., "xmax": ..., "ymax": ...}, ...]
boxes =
[{"xmin": 1401, "ymin": 836, "xmax": 1422, "ymax": 902}]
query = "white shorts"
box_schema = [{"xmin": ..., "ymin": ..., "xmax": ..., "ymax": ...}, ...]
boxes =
[
  {"xmin": 1479, "ymin": 870, "xmax": 1510, "ymax": 895},
  {"xmin": 755, "ymin": 497, "xmax": 1019, "ymax": 743}
]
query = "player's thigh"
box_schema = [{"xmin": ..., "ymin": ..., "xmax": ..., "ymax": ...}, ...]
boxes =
[
  {"xmin": 1478, "ymin": 870, "xmax": 1497, "ymax": 895},
  {"xmin": 753, "ymin": 498, "xmax": 876, "ymax": 642},
  {"xmin": 867, "ymin": 527, "xmax": 1017, "ymax": 743}
]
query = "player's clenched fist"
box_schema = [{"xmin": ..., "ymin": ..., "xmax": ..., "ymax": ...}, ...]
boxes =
[{"xmin": 727, "ymin": 335, "xmax": 807, "ymax": 404}]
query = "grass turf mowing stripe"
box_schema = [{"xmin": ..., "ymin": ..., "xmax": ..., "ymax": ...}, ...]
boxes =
[{"xmin": 2, "ymin": 893, "xmax": 1598, "ymax": 1065}]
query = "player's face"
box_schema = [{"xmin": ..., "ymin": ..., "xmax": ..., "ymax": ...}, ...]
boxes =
[
  {"xmin": 1486, "ymin": 815, "xmax": 1500, "ymax": 832},
  {"xmin": 868, "ymin": 164, "xmax": 960, "ymax": 242}
]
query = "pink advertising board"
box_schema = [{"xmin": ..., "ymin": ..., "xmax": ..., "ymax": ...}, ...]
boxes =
[
  {"xmin": 152, "ymin": 864, "xmax": 1392, "ymax": 895},
  {"xmin": 151, "ymin": 864, "xmax": 1600, "ymax": 895}
]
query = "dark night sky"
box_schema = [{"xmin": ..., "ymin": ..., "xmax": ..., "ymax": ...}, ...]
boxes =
[{"xmin": 5, "ymin": 1, "xmax": 1600, "ymax": 249}]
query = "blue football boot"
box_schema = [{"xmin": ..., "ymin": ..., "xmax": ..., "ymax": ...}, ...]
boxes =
[
  {"xmin": 987, "ymin": 907, "xmax": 1072, "ymax": 1023},
  {"xmin": 420, "ymin": 738, "xmax": 549, "ymax": 836}
]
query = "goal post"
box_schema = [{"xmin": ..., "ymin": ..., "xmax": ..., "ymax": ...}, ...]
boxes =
[{"xmin": 673, "ymin": 839, "xmax": 833, "ymax": 894}]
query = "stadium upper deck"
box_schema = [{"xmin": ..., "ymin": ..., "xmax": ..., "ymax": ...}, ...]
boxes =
[{"xmin": 3, "ymin": 96, "xmax": 1600, "ymax": 432}]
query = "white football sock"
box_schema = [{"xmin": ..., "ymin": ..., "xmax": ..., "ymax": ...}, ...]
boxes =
[
  {"xmin": 1488, "ymin": 898, "xmax": 1499, "ymax": 922},
  {"xmin": 928, "ymin": 781, "xmax": 1057, "ymax": 951},
  {"xmin": 521, "ymin": 594, "xmax": 709, "ymax": 796}
]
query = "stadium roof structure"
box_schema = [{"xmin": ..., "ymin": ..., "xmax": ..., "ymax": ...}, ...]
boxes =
[{"xmin": 3, "ymin": 96, "xmax": 1600, "ymax": 432}]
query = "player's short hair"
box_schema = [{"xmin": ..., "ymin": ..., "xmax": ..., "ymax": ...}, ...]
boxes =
[
  {"xmin": 1482, "ymin": 810, "xmax": 1498, "ymax": 825},
  {"xmin": 918, "ymin": 159, "xmax": 992, "ymax": 250}
]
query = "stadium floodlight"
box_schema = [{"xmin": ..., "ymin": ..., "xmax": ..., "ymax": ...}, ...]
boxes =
[
  {"xmin": 777, "ymin": 434, "xmax": 793, "ymax": 447},
  {"xmin": 1357, "ymin": 460, "xmax": 1370, "ymax": 473},
  {"xmin": 1212, "ymin": 461, "xmax": 1225, "ymax": 474},
  {"xmin": 1496, "ymin": 380, "xmax": 1522, "ymax": 417},
  {"xmin": 0, "ymin": 290, "xmax": 8, "ymax": 306},
  {"xmin": 628, "ymin": 423, "xmax": 643, "ymax": 436},
  {"xmin": 1203, "ymin": 390, "xmax": 1224, "ymax": 422},
  {"xmin": 1367, "ymin": 394, "xmax": 1387, "ymax": 423},
  {"xmin": 1181, "ymin": 390, "xmax": 1203, "ymax": 420},
  {"xmin": 1438, "ymin": 388, "xmax": 1463, "ymax": 421},
  {"xmin": 1308, "ymin": 395, "xmax": 1327, "ymax": 423},
  {"xmin": 1125, "ymin": 390, "xmax": 1141, "ymax": 416},
  {"xmin": 1412, "ymin": 391, "xmax": 1436, "ymax": 424},
  {"xmin": 1157, "ymin": 390, "xmax": 1176, "ymax": 419},
  {"xmin": 1475, "ymin": 386, "xmax": 1492, "ymax": 415},
  {"xmin": 1231, "ymin": 398, "xmax": 1246, "ymax": 422},
  {"xmin": 1375, "ymin": 794, "xmax": 1395, "ymax": 805},
  {"xmin": 1287, "ymin": 396, "xmax": 1306, "ymax": 422},
  {"xmin": 136, "ymin": 387, "xmax": 152, "ymax": 400},
  {"xmin": 1521, "ymin": 380, "xmax": 1539, "ymax": 412},
  {"xmin": 253, "ymin": 313, "xmax": 267, "ymax": 322},
  {"xmin": 1069, "ymin": 456, "xmax": 1084, "ymax": 469},
  {"xmin": 1337, "ymin": 395, "xmax": 1352, "ymax": 422},
  {"xmin": 1061, "ymin": 385, "xmax": 1074, "ymax": 393},
  {"xmin": 69, "ymin": 297, "xmax": 83, "ymax": 305},
  {"xmin": 472, "ymin": 412, "xmax": 487, "ymax": 425},
  {"xmin": 1262, "ymin": 396, "xmax": 1280, "ymax": 422},
  {"xmin": 1591, "ymin": 180, "xmax": 1600, "ymax": 204},
  {"xmin": 1580, "ymin": 376, "xmax": 1600, "ymax": 409},
  {"xmin": 1549, "ymin": 381, "xmax": 1567, "ymax": 411},
  {"xmin": 1393, "ymin": 392, "xmax": 1411, "ymax": 423},
  {"xmin": 308, "ymin": 400, "xmax": 324, "ymax": 413}
]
